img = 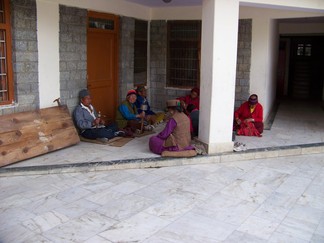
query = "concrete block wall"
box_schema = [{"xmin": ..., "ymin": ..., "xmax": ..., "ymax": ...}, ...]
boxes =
[
  {"xmin": 59, "ymin": 5, "xmax": 87, "ymax": 113},
  {"xmin": 0, "ymin": 0, "xmax": 39, "ymax": 116},
  {"xmin": 149, "ymin": 20, "xmax": 167, "ymax": 110},
  {"xmin": 235, "ymin": 19, "xmax": 252, "ymax": 109},
  {"xmin": 119, "ymin": 16, "xmax": 135, "ymax": 102}
]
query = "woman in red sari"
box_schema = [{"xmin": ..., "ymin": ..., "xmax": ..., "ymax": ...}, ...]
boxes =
[{"xmin": 234, "ymin": 94, "xmax": 263, "ymax": 137}]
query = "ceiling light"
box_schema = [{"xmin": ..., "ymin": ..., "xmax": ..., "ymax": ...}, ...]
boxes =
[{"xmin": 163, "ymin": 0, "xmax": 172, "ymax": 3}]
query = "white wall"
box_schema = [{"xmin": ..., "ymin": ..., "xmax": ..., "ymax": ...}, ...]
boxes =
[
  {"xmin": 240, "ymin": 0, "xmax": 324, "ymax": 11},
  {"xmin": 200, "ymin": 0, "xmax": 239, "ymax": 153},
  {"xmin": 150, "ymin": 6, "xmax": 202, "ymax": 20},
  {"xmin": 47, "ymin": 0, "xmax": 151, "ymax": 19},
  {"xmin": 37, "ymin": 0, "xmax": 60, "ymax": 108}
]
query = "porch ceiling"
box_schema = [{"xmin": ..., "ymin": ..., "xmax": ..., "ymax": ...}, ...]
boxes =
[{"xmin": 124, "ymin": 0, "xmax": 202, "ymax": 7}]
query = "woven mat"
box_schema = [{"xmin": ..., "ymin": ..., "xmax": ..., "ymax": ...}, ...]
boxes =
[
  {"xmin": 133, "ymin": 130, "xmax": 155, "ymax": 138},
  {"xmin": 79, "ymin": 136, "xmax": 134, "ymax": 147},
  {"xmin": 107, "ymin": 137, "xmax": 134, "ymax": 147}
]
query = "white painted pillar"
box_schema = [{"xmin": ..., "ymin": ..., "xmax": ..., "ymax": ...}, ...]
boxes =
[
  {"xmin": 36, "ymin": 0, "xmax": 60, "ymax": 108},
  {"xmin": 200, "ymin": 0, "xmax": 239, "ymax": 153}
]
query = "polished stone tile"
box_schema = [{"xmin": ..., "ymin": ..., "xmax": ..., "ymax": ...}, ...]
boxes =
[
  {"xmin": 85, "ymin": 187, "xmax": 125, "ymax": 206},
  {"xmin": 292, "ymin": 160, "xmax": 324, "ymax": 179},
  {"xmin": 204, "ymin": 165, "xmax": 247, "ymax": 185},
  {"xmin": 192, "ymin": 192, "xmax": 258, "ymax": 226},
  {"xmin": 147, "ymin": 211, "xmax": 236, "ymax": 242},
  {"xmin": 19, "ymin": 184, "xmax": 60, "ymax": 202},
  {"xmin": 42, "ymin": 211, "xmax": 117, "ymax": 242},
  {"xmin": 220, "ymin": 179, "xmax": 273, "ymax": 204},
  {"xmin": 95, "ymin": 193, "xmax": 155, "ymax": 221},
  {"xmin": 22, "ymin": 195, "xmax": 66, "ymax": 215},
  {"xmin": 275, "ymin": 216, "xmax": 317, "ymax": 242},
  {"xmin": 99, "ymin": 212, "xmax": 170, "ymax": 242},
  {"xmin": 312, "ymin": 168, "xmax": 324, "ymax": 186},
  {"xmin": 110, "ymin": 180, "xmax": 147, "ymax": 194},
  {"xmin": 0, "ymin": 194, "xmax": 33, "ymax": 213},
  {"xmin": 78, "ymin": 179, "xmax": 115, "ymax": 193},
  {"xmin": 134, "ymin": 178, "xmax": 191, "ymax": 201},
  {"xmin": 22, "ymin": 210, "xmax": 69, "ymax": 233},
  {"xmin": 223, "ymin": 230, "xmax": 266, "ymax": 243},
  {"xmin": 275, "ymin": 176, "xmax": 312, "ymax": 197},
  {"xmin": 263, "ymin": 191, "xmax": 299, "ymax": 209},
  {"xmin": 240, "ymin": 165, "xmax": 289, "ymax": 189},
  {"xmin": 0, "ymin": 207, "xmax": 36, "ymax": 229},
  {"xmin": 55, "ymin": 186, "xmax": 92, "ymax": 203},
  {"xmin": 285, "ymin": 204, "xmax": 323, "ymax": 225},
  {"xmin": 143, "ymin": 195, "xmax": 202, "ymax": 221},
  {"xmin": 54, "ymin": 198, "xmax": 100, "ymax": 219},
  {"xmin": 0, "ymin": 224, "xmax": 36, "ymax": 243},
  {"xmin": 83, "ymin": 235, "xmax": 110, "ymax": 243},
  {"xmin": 101, "ymin": 169, "xmax": 137, "ymax": 183},
  {"xmin": 268, "ymin": 231, "xmax": 310, "ymax": 243},
  {"xmin": 252, "ymin": 203, "xmax": 290, "ymax": 222},
  {"xmin": 237, "ymin": 215, "xmax": 280, "ymax": 240}
]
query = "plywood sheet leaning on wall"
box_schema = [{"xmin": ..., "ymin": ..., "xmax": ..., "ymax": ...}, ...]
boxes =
[{"xmin": 0, "ymin": 105, "xmax": 80, "ymax": 167}]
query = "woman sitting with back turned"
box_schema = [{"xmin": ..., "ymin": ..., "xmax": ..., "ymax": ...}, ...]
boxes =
[
  {"xmin": 149, "ymin": 99, "xmax": 195, "ymax": 155},
  {"xmin": 234, "ymin": 94, "xmax": 264, "ymax": 137}
]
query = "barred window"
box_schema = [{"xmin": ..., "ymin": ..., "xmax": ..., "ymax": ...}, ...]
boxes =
[
  {"xmin": 167, "ymin": 20, "xmax": 201, "ymax": 88},
  {"xmin": 0, "ymin": 0, "xmax": 13, "ymax": 105},
  {"xmin": 134, "ymin": 19, "xmax": 148, "ymax": 86}
]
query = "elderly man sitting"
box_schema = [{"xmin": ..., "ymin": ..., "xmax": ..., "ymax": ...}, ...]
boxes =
[{"xmin": 73, "ymin": 89, "xmax": 124, "ymax": 142}]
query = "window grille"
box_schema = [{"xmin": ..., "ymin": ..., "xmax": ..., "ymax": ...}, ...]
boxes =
[
  {"xmin": 167, "ymin": 20, "xmax": 201, "ymax": 88},
  {"xmin": 88, "ymin": 17, "xmax": 114, "ymax": 30},
  {"xmin": 0, "ymin": 0, "xmax": 13, "ymax": 105}
]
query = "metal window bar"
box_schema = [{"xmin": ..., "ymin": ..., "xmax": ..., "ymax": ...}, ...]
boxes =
[
  {"xmin": 0, "ymin": 28, "xmax": 7, "ymax": 102},
  {"xmin": 167, "ymin": 21, "xmax": 201, "ymax": 88}
]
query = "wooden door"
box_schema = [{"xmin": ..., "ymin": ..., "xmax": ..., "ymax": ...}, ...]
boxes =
[{"xmin": 87, "ymin": 11, "xmax": 119, "ymax": 121}]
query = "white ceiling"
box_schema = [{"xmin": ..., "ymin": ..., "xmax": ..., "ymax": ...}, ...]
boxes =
[
  {"xmin": 124, "ymin": 0, "xmax": 202, "ymax": 7},
  {"xmin": 123, "ymin": 0, "xmax": 324, "ymax": 23}
]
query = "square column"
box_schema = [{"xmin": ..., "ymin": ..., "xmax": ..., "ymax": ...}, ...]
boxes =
[{"xmin": 199, "ymin": 0, "xmax": 240, "ymax": 153}]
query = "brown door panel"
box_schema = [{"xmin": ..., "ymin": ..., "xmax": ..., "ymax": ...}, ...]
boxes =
[{"xmin": 87, "ymin": 12, "xmax": 119, "ymax": 120}]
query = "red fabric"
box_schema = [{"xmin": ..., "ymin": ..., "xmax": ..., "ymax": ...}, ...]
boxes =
[
  {"xmin": 236, "ymin": 121, "xmax": 262, "ymax": 137},
  {"xmin": 234, "ymin": 101, "xmax": 263, "ymax": 123},
  {"xmin": 234, "ymin": 101, "xmax": 264, "ymax": 136},
  {"xmin": 178, "ymin": 95, "xmax": 200, "ymax": 110}
]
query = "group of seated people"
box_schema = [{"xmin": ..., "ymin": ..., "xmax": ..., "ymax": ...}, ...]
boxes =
[{"xmin": 73, "ymin": 86, "xmax": 263, "ymax": 155}]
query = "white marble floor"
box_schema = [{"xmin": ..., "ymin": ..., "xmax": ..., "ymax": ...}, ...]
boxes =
[
  {"xmin": 0, "ymin": 99, "xmax": 324, "ymax": 242},
  {"xmin": 1, "ymin": 152, "xmax": 324, "ymax": 242}
]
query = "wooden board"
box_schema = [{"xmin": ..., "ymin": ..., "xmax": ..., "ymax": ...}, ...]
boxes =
[{"xmin": 0, "ymin": 105, "xmax": 80, "ymax": 167}]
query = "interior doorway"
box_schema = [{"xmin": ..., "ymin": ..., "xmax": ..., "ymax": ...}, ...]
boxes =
[
  {"xmin": 277, "ymin": 36, "xmax": 324, "ymax": 101},
  {"xmin": 87, "ymin": 11, "xmax": 119, "ymax": 121}
]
